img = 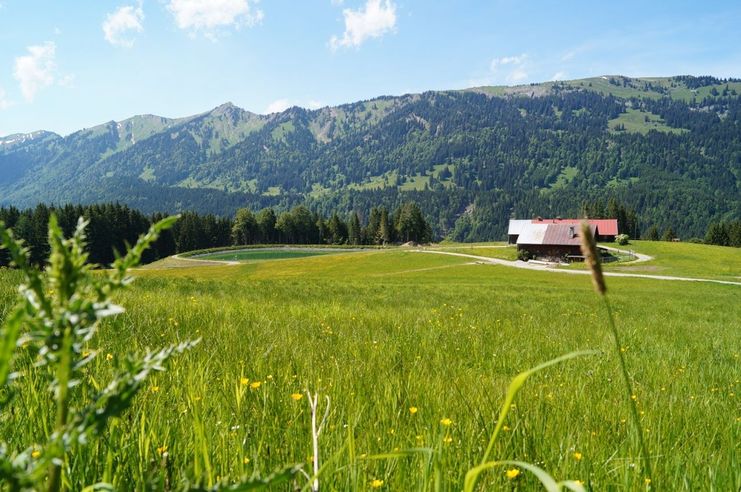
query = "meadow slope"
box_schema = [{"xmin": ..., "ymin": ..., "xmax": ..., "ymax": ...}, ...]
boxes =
[{"xmin": 0, "ymin": 248, "xmax": 739, "ymax": 490}]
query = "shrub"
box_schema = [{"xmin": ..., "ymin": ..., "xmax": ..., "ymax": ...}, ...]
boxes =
[{"xmin": 615, "ymin": 234, "xmax": 630, "ymax": 245}]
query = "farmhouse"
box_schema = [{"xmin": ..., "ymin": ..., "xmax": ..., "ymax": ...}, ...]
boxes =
[
  {"xmin": 507, "ymin": 219, "xmax": 532, "ymax": 244},
  {"xmin": 508, "ymin": 217, "xmax": 619, "ymax": 243},
  {"xmin": 516, "ymin": 222, "xmax": 599, "ymax": 261}
]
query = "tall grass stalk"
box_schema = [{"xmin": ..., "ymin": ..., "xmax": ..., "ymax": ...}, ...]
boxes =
[{"xmin": 580, "ymin": 220, "xmax": 654, "ymax": 485}]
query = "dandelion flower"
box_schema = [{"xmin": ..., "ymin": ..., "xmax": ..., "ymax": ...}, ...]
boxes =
[
  {"xmin": 150, "ymin": 385, "xmax": 160, "ymax": 393},
  {"xmin": 243, "ymin": 457, "xmax": 250, "ymax": 464},
  {"xmin": 31, "ymin": 449, "xmax": 41, "ymax": 459},
  {"xmin": 409, "ymin": 406, "xmax": 418, "ymax": 415},
  {"xmin": 290, "ymin": 393, "xmax": 303, "ymax": 401},
  {"xmin": 439, "ymin": 417, "xmax": 452, "ymax": 426},
  {"xmin": 250, "ymin": 381, "xmax": 261, "ymax": 390},
  {"xmin": 644, "ymin": 477, "xmax": 652, "ymax": 485},
  {"xmin": 370, "ymin": 479, "xmax": 384, "ymax": 488},
  {"xmin": 106, "ymin": 353, "xmax": 113, "ymax": 361},
  {"xmin": 157, "ymin": 445, "xmax": 168, "ymax": 455},
  {"xmin": 240, "ymin": 377, "xmax": 249, "ymax": 386},
  {"xmin": 573, "ymin": 451, "xmax": 583, "ymax": 461},
  {"xmin": 505, "ymin": 468, "xmax": 520, "ymax": 479}
]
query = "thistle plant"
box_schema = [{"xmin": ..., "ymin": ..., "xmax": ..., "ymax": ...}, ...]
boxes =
[
  {"xmin": 0, "ymin": 215, "xmax": 198, "ymax": 490},
  {"xmin": 579, "ymin": 220, "xmax": 653, "ymax": 486}
]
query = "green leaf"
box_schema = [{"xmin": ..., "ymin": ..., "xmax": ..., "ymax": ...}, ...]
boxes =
[
  {"xmin": 185, "ymin": 464, "xmax": 303, "ymax": 491},
  {"xmin": 480, "ymin": 350, "xmax": 597, "ymax": 465},
  {"xmin": 464, "ymin": 460, "xmax": 585, "ymax": 492}
]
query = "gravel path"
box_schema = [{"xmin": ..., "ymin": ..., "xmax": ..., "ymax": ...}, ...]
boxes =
[{"xmin": 414, "ymin": 250, "xmax": 741, "ymax": 286}]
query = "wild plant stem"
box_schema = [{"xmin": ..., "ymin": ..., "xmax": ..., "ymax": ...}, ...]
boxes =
[
  {"xmin": 603, "ymin": 296, "xmax": 653, "ymax": 484},
  {"xmin": 48, "ymin": 326, "xmax": 73, "ymax": 492}
]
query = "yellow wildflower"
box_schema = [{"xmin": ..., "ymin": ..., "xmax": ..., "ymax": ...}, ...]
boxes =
[
  {"xmin": 150, "ymin": 386, "xmax": 160, "ymax": 393},
  {"xmin": 409, "ymin": 406, "xmax": 418, "ymax": 415},
  {"xmin": 31, "ymin": 449, "xmax": 41, "ymax": 459},
  {"xmin": 505, "ymin": 468, "xmax": 520, "ymax": 479},
  {"xmin": 573, "ymin": 451, "xmax": 583, "ymax": 461},
  {"xmin": 106, "ymin": 353, "xmax": 113, "ymax": 361},
  {"xmin": 240, "ymin": 377, "xmax": 249, "ymax": 386},
  {"xmin": 644, "ymin": 477, "xmax": 652, "ymax": 486},
  {"xmin": 443, "ymin": 435, "xmax": 452, "ymax": 444},
  {"xmin": 243, "ymin": 457, "xmax": 250, "ymax": 464},
  {"xmin": 290, "ymin": 393, "xmax": 303, "ymax": 401},
  {"xmin": 250, "ymin": 381, "xmax": 261, "ymax": 390},
  {"xmin": 370, "ymin": 479, "xmax": 384, "ymax": 488},
  {"xmin": 439, "ymin": 417, "xmax": 452, "ymax": 426},
  {"xmin": 503, "ymin": 425, "xmax": 511, "ymax": 432},
  {"xmin": 157, "ymin": 445, "xmax": 168, "ymax": 455}
]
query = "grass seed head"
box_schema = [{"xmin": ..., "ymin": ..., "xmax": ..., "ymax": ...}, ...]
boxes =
[{"xmin": 580, "ymin": 220, "xmax": 606, "ymax": 295}]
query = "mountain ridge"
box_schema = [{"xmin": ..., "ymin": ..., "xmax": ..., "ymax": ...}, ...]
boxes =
[{"xmin": 1, "ymin": 74, "xmax": 739, "ymax": 240}]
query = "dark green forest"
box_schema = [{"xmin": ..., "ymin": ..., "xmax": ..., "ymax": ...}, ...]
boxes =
[
  {"xmin": 1, "ymin": 75, "xmax": 739, "ymax": 241},
  {"xmin": 0, "ymin": 202, "xmax": 433, "ymax": 266}
]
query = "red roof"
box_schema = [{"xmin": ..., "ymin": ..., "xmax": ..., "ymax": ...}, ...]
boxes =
[
  {"xmin": 532, "ymin": 218, "xmax": 618, "ymax": 236},
  {"xmin": 542, "ymin": 223, "xmax": 596, "ymax": 246}
]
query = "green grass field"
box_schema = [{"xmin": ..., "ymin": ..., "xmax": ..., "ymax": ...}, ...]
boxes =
[
  {"xmin": 592, "ymin": 240, "xmax": 740, "ymax": 281},
  {"xmin": 0, "ymin": 245, "xmax": 739, "ymax": 490},
  {"xmin": 196, "ymin": 248, "xmax": 341, "ymax": 262},
  {"xmin": 607, "ymin": 109, "xmax": 687, "ymax": 135}
]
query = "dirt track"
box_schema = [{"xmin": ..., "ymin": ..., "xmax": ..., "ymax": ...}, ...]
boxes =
[{"xmin": 414, "ymin": 250, "xmax": 741, "ymax": 287}]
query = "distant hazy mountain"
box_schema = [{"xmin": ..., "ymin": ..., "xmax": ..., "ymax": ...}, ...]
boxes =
[{"xmin": 2, "ymin": 75, "xmax": 740, "ymax": 240}]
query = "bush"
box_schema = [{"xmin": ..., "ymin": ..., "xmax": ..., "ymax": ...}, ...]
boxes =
[
  {"xmin": 517, "ymin": 249, "xmax": 533, "ymax": 261},
  {"xmin": 615, "ymin": 234, "xmax": 630, "ymax": 245}
]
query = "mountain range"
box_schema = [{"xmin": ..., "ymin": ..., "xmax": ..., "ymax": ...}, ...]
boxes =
[{"xmin": 1, "ymin": 75, "xmax": 740, "ymax": 240}]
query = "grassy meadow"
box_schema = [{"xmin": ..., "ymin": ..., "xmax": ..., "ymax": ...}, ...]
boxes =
[
  {"xmin": 0, "ymin": 245, "xmax": 739, "ymax": 490},
  {"xmin": 196, "ymin": 248, "xmax": 340, "ymax": 262}
]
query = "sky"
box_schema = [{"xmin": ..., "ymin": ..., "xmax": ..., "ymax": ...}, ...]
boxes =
[{"xmin": 1, "ymin": 0, "xmax": 741, "ymax": 136}]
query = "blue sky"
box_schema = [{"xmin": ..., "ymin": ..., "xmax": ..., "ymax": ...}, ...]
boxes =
[{"xmin": 1, "ymin": 0, "xmax": 740, "ymax": 136}]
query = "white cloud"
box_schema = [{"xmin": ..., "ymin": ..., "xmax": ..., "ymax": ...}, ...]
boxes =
[
  {"xmin": 489, "ymin": 53, "xmax": 529, "ymax": 84},
  {"xmin": 14, "ymin": 42, "xmax": 57, "ymax": 102},
  {"xmin": 0, "ymin": 88, "xmax": 11, "ymax": 110},
  {"xmin": 551, "ymin": 71, "xmax": 567, "ymax": 81},
  {"xmin": 330, "ymin": 0, "xmax": 396, "ymax": 50},
  {"xmin": 265, "ymin": 99, "xmax": 291, "ymax": 114},
  {"xmin": 508, "ymin": 67, "xmax": 528, "ymax": 83},
  {"xmin": 58, "ymin": 74, "xmax": 76, "ymax": 88},
  {"xmin": 490, "ymin": 54, "xmax": 527, "ymax": 71},
  {"xmin": 167, "ymin": 0, "xmax": 263, "ymax": 37},
  {"xmin": 103, "ymin": 3, "xmax": 145, "ymax": 48}
]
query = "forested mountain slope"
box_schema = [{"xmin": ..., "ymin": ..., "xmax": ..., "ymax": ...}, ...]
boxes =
[{"xmin": 1, "ymin": 75, "xmax": 739, "ymax": 240}]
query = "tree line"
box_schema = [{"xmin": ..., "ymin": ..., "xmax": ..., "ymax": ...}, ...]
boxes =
[{"xmin": 0, "ymin": 201, "xmax": 432, "ymax": 267}]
